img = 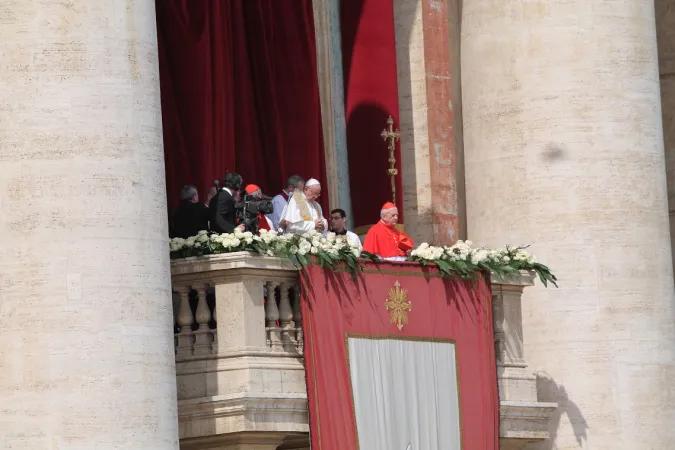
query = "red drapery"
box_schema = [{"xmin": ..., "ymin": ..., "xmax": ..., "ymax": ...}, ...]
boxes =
[
  {"xmin": 341, "ymin": 0, "xmax": 404, "ymax": 227},
  {"xmin": 301, "ymin": 263, "xmax": 499, "ymax": 449},
  {"xmin": 156, "ymin": 0, "xmax": 328, "ymax": 212}
]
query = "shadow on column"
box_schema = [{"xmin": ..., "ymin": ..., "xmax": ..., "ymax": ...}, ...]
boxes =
[{"xmin": 536, "ymin": 372, "xmax": 589, "ymax": 448}]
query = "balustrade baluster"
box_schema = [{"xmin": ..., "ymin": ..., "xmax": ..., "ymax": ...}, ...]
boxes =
[
  {"xmin": 175, "ymin": 286, "xmax": 194, "ymax": 358},
  {"xmin": 265, "ymin": 281, "xmax": 280, "ymax": 345},
  {"xmin": 492, "ymin": 293, "xmax": 505, "ymax": 365},
  {"xmin": 278, "ymin": 282, "xmax": 293, "ymax": 341},
  {"xmin": 292, "ymin": 284, "xmax": 303, "ymax": 346},
  {"xmin": 209, "ymin": 286, "xmax": 217, "ymax": 352},
  {"xmin": 193, "ymin": 284, "xmax": 214, "ymax": 356}
]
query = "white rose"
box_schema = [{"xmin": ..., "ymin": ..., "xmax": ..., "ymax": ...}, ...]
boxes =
[
  {"xmin": 326, "ymin": 232, "xmax": 336, "ymax": 243},
  {"xmin": 310, "ymin": 246, "xmax": 318, "ymax": 254},
  {"xmin": 194, "ymin": 242, "xmax": 202, "ymax": 248},
  {"xmin": 197, "ymin": 230, "xmax": 208, "ymax": 236},
  {"xmin": 472, "ymin": 249, "xmax": 489, "ymax": 263},
  {"xmin": 351, "ymin": 248, "xmax": 360, "ymax": 257},
  {"xmin": 170, "ymin": 243, "xmax": 180, "ymax": 252},
  {"xmin": 465, "ymin": 240, "xmax": 473, "ymax": 247},
  {"xmin": 197, "ymin": 233, "xmax": 209, "ymax": 243},
  {"xmin": 186, "ymin": 237, "xmax": 196, "ymax": 246}
]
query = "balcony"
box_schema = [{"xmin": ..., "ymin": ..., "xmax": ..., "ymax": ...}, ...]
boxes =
[{"xmin": 171, "ymin": 252, "xmax": 556, "ymax": 450}]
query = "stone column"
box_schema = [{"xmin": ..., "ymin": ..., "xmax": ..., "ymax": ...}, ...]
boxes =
[
  {"xmin": 0, "ymin": 1, "xmax": 178, "ymax": 448},
  {"xmin": 462, "ymin": 2, "xmax": 675, "ymax": 449},
  {"xmin": 394, "ymin": 0, "xmax": 464, "ymax": 245},
  {"xmin": 312, "ymin": 0, "xmax": 353, "ymax": 227}
]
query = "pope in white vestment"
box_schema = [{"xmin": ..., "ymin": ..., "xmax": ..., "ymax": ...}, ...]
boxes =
[{"xmin": 279, "ymin": 178, "xmax": 328, "ymax": 234}]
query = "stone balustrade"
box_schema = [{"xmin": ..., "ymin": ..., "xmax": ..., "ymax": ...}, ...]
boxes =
[
  {"xmin": 171, "ymin": 252, "xmax": 556, "ymax": 449},
  {"xmin": 172, "ymin": 267, "xmax": 303, "ymax": 360}
]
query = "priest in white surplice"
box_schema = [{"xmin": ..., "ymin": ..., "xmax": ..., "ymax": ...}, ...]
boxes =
[{"xmin": 279, "ymin": 178, "xmax": 328, "ymax": 234}]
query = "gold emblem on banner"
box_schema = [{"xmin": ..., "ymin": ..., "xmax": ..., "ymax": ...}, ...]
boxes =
[{"xmin": 385, "ymin": 281, "xmax": 411, "ymax": 330}]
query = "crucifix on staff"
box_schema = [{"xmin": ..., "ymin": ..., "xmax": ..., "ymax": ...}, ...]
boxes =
[{"xmin": 381, "ymin": 115, "xmax": 400, "ymax": 203}]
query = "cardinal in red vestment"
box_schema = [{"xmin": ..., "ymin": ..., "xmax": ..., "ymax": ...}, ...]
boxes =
[{"xmin": 362, "ymin": 202, "xmax": 414, "ymax": 259}]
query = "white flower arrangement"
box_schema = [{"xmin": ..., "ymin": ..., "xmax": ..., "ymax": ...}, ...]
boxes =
[
  {"xmin": 170, "ymin": 232, "xmax": 556, "ymax": 286},
  {"xmin": 170, "ymin": 228, "xmax": 362, "ymax": 271},
  {"xmin": 409, "ymin": 240, "xmax": 556, "ymax": 287}
]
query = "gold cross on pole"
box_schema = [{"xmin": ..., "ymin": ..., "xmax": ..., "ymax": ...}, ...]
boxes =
[{"xmin": 380, "ymin": 115, "xmax": 400, "ymax": 203}]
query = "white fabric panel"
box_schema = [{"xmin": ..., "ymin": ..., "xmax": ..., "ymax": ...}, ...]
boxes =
[{"xmin": 347, "ymin": 337, "xmax": 461, "ymax": 450}]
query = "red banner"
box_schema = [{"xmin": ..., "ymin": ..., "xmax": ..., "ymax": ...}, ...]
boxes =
[{"xmin": 301, "ymin": 262, "xmax": 498, "ymax": 450}]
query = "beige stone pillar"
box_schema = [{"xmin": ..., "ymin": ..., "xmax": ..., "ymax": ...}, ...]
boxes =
[
  {"xmin": 394, "ymin": 0, "xmax": 434, "ymax": 244},
  {"xmin": 312, "ymin": 0, "xmax": 353, "ymax": 227},
  {"xmin": 0, "ymin": 1, "xmax": 178, "ymax": 448},
  {"xmin": 462, "ymin": 2, "xmax": 675, "ymax": 449},
  {"xmin": 394, "ymin": 0, "xmax": 465, "ymax": 245}
]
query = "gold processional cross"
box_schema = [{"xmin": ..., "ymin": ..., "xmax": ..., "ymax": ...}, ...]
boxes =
[
  {"xmin": 380, "ymin": 115, "xmax": 400, "ymax": 203},
  {"xmin": 385, "ymin": 281, "xmax": 412, "ymax": 330}
]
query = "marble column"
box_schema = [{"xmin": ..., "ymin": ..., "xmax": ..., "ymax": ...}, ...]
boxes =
[
  {"xmin": 312, "ymin": 0, "xmax": 353, "ymax": 228},
  {"xmin": 462, "ymin": 1, "xmax": 675, "ymax": 449},
  {"xmin": 394, "ymin": 0, "xmax": 464, "ymax": 245},
  {"xmin": 0, "ymin": 1, "xmax": 178, "ymax": 448},
  {"xmin": 394, "ymin": 0, "xmax": 434, "ymax": 244}
]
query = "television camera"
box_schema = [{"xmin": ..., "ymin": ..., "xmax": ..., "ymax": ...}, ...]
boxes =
[{"xmin": 235, "ymin": 194, "xmax": 274, "ymax": 233}]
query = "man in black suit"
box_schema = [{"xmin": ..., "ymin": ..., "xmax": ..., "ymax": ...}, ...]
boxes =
[
  {"xmin": 209, "ymin": 172, "xmax": 246, "ymax": 233},
  {"xmin": 171, "ymin": 185, "xmax": 210, "ymax": 238}
]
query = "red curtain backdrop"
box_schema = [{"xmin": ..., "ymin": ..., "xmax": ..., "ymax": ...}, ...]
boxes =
[
  {"xmin": 301, "ymin": 263, "xmax": 499, "ymax": 450},
  {"xmin": 341, "ymin": 0, "xmax": 404, "ymax": 227},
  {"xmin": 156, "ymin": 0, "xmax": 328, "ymax": 212}
]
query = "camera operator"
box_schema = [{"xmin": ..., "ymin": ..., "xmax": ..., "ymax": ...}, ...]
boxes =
[
  {"xmin": 243, "ymin": 185, "xmax": 274, "ymax": 231},
  {"xmin": 209, "ymin": 172, "xmax": 245, "ymax": 233}
]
